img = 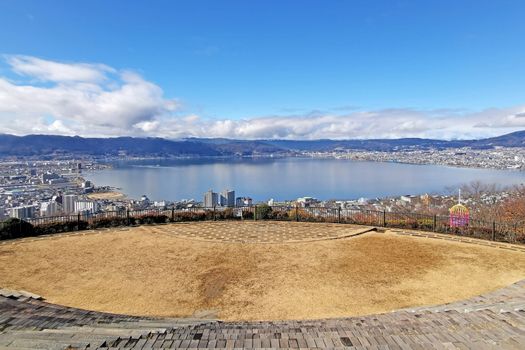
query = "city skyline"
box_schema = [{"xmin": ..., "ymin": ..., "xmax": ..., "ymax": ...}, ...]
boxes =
[{"xmin": 0, "ymin": 1, "xmax": 525, "ymax": 140}]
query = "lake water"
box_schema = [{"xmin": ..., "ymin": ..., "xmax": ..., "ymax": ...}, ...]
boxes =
[{"xmin": 85, "ymin": 158, "xmax": 525, "ymax": 202}]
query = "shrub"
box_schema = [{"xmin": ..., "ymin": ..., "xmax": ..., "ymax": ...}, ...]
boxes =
[
  {"xmin": 90, "ymin": 217, "xmax": 130, "ymax": 229},
  {"xmin": 215, "ymin": 208, "xmax": 236, "ymax": 220},
  {"xmin": 0, "ymin": 218, "xmax": 35, "ymax": 240},
  {"xmin": 134, "ymin": 214, "xmax": 169, "ymax": 225},
  {"xmin": 171, "ymin": 211, "xmax": 207, "ymax": 222},
  {"xmin": 255, "ymin": 204, "xmax": 272, "ymax": 219},
  {"xmin": 268, "ymin": 210, "xmax": 290, "ymax": 220},
  {"xmin": 33, "ymin": 220, "xmax": 89, "ymax": 236},
  {"xmin": 242, "ymin": 210, "xmax": 254, "ymax": 219},
  {"xmin": 295, "ymin": 208, "xmax": 323, "ymax": 222}
]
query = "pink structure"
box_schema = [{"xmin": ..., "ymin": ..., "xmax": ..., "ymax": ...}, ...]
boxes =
[{"xmin": 449, "ymin": 203, "xmax": 470, "ymax": 227}]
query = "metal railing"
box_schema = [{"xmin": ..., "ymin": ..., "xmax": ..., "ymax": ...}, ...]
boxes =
[{"xmin": 1, "ymin": 205, "xmax": 524, "ymax": 244}]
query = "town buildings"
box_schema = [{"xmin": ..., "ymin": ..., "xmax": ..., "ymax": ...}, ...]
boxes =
[
  {"xmin": 203, "ymin": 190, "xmax": 219, "ymax": 208},
  {"xmin": 9, "ymin": 205, "xmax": 36, "ymax": 219},
  {"xmin": 204, "ymin": 189, "xmax": 236, "ymax": 207},
  {"xmin": 220, "ymin": 189, "xmax": 235, "ymax": 207},
  {"xmin": 74, "ymin": 200, "xmax": 99, "ymax": 214},
  {"xmin": 40, "ymin": 201, "xmax": 60, "ymax": 216},
  {"xmin": 62, "ymin": 194, "xmax": 78, "ymax": 213}
]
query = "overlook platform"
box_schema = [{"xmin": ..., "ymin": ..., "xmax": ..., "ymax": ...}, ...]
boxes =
[{"xmin": 0, "ymin": 222, "xmax": 524, "ymax": 349}]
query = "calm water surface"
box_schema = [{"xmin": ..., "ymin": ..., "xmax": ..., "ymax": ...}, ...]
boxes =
[{"xmin": 85, "ymin": 158, "xmax": 525, "ymax": 201}]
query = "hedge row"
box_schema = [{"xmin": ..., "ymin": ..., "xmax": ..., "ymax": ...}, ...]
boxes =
[{"xmin": 0, "ymin": 211, "xmax": 243, "ymax": 241}]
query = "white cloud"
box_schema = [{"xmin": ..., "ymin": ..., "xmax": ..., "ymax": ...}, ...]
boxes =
[
  {"xmin": 6, "ymin": 55, "xmax": 114, "ymax": 83},
  {"xmin": 0, "ymin": 55, "xmax": 177, "ymax": 136},
  {"xmin": 0, "ymin": 55, "xmax": 524, "ymax": 140},
  {"xmin": 151, "ymin": 107, "xmax": 525, "ymax": 140}
]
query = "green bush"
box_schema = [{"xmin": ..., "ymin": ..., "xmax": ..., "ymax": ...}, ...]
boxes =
[
  {"xmin": 255, "ymin": 204, "xmax": 272, "ymax": 219},
  {"xmin": 0, "ymin": 218, "xmax": 35, "ymax": 240}
]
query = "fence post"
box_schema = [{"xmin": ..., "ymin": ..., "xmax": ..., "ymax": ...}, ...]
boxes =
[
  {"xmin": 338, "ymin": 207, "xmax": 341, "ymax": 223},
  {"xmin": 295, "ymin": 204, "xmax": 299, "ymax": 222},
  {"xmin": 433, "ymin": 215, "xmax": 437, "ymax": 231},
  {"xmin": 492, "ymin": 221, "xmax": 496, "ymax": 241},
  {"xmin": 171, "ymin": 207, "xmax": 175, "ymax": 221},
  {"xmin": 213, "ymin": 206, "xmax": 216, "ymax": 221},
  {"xmin": 126, "ymin": 209, "xmax": 130, "ymax": 226},
  {"xmin": 383, "ymin": 210, "xmax": 386, "ymax": 227},
  {"xmin": 254, "ymin": 205, "xmax": 257, "ymax": 221}
]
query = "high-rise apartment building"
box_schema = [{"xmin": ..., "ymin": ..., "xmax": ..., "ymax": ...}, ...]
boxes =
[
  {"xmin": 62, "ymin": 194, "xmax": 78, "ymax": 213},
  {"xmin": 203, "ymin": 190, "xmax": 218, "ymax": 208},
  {"xmin": 40, "ymin": 201, "xmax": 61, "ymax": 216},
  {"xmin": 9, "ymin": 205, "xmax": 35, "ymax": 219},
  {"xmin": 220, "ymin": 189, "xmax": 235, "ymax": 207},
  {"xmin": 74, "ymin": 200, "xmax": 99, "ymax": 214}
]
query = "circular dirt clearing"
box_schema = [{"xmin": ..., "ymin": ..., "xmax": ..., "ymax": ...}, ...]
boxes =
[{"xmin": 0, "ymin": 221, "xmax": 524, "ymax": 321}]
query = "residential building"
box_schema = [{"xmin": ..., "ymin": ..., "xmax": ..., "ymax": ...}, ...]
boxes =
[
  {"xmin": 236, "ymin": 197, "xmax": 253, "ymax": 207},
  {"xmin": 62, "ymin": 194, "xmax": 78, "ymax": 213},
  {"xmin": 40, "ymin": 201, "xmax": 61, "ymax": 216},
  {"xmin": 297, "ymin": 196, "xmax": 319, "ymax": 207},
  {"xmin": 204, "ymin": 190, "xmax": 218, "ymax": 207},
  {"xmin": 154, "ymin": 201, "xmax": 167, "ymax": 208},
  {"xmin": 74, "ymin": 200, "xmax": 99, "ymax": 214},
  {"xmin": 220, "ymin": 189, "xmax": 235, "ymax": 207},
  {"xmin": 41, "ymin": 172, "xmax": 60, "ymax": 183},
  {"xmin": 9, "ymin": 205, "xmax": 35, "ymax": 219}
]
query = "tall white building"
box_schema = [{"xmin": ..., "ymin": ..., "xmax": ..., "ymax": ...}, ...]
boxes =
[
  {"xmin": 62, "ymin": 194, "xmax": 77, "ymax": 213},
  {"xmin": 40, "ymin": 201, "xmax": 61, "ymax": 217},
  {"xmin": 220, "ymin": 189, "xmax": 235, "ymax": 207},
  {"xmin": 204, "ymin": 190, "xmax": 218, "ymax": 208},
  {"xmin": 9, "ymin": 205, "xmax": 35, "ymax": 219},
  {"xmin": 74, "ymin": 200, "xmax": 99, "ymax": 214}
]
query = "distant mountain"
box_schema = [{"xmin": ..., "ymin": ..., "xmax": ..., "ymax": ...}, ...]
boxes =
[
  {"xmin": 470, "ymin": 130, "xmax": 525, "ymax": 148},
  {"xmin": 0, "ymin": 135, "xmax": 222, "ymax": 157},
  {"xmin": 1, "ymin": 130, "xmax": 524, "ymax": 158},
  {"xmin": 261, "ymin": 138, "xmax": 470, "ymax": 151}
]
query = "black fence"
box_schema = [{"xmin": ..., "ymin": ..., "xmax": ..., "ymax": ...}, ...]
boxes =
[{"xmin": 1, "ymin": 205, "xmax": 524, "ymax": 244}]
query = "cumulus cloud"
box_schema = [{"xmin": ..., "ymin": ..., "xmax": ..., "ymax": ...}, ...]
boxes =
[
  {"xmin": 0, "ymin": 55, "xmax": 524, "ymax": 140},
  {"xmin": 148, "ymin": 106, "xmax": 525, "ymax": 140},
  {"xmin": 0, "ymin": 55, "xmax": 177, "ymax": 136}
]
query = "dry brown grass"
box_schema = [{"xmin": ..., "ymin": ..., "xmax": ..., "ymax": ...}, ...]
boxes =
[
  {"xmin": 86, "ymin": 191, "xmax": 125, "ymax": 200},
  {"xmin": 0, "ymin": 223, "xmax": 524, "ymax": 321}
]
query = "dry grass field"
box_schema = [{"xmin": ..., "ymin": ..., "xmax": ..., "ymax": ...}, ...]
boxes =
[
  {"xmin": 86, "ymin": 191, "xmax": 126, "ymax": 200},
  {"xmin": 0, "ymin": 222, "xmax": 524, "ymax": 321}
]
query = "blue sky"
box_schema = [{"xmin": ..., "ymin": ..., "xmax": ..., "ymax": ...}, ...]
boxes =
[{"xmin": 0, "ymin": 0, "xmax": 524, "ymax": 139}]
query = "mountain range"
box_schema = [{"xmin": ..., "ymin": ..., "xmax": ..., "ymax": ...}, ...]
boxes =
[{"xmin": 1, "ymin": 130, "xmax": 525, "ymax": 158}]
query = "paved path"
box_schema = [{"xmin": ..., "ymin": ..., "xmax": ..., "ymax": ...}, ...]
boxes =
[
  {"xmin": 134, "ymin": 221, "xmax": 373, "ymax": 243},
  {"xmin": 1, "ymin": 279, "xmax": 524, "ymax": 349},
  {"xmin": 0, "ymin": 222, "xmax": 373, "ymax": 246}
]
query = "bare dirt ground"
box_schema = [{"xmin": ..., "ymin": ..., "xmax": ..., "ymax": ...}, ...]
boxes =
[
  {"xmin": 0, "ymin": 222, "xmax": 524, "ymax": 321},
  {"xmin": 86, "ymin": 191, "xmax": 126, "ymax": 200}
]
